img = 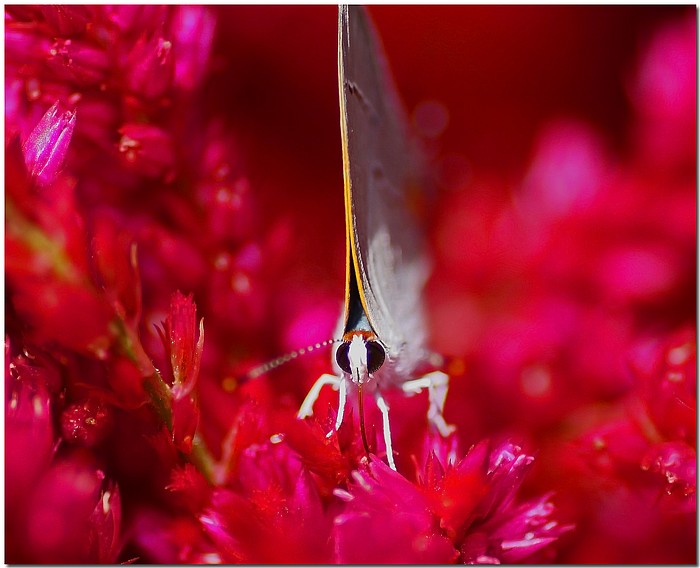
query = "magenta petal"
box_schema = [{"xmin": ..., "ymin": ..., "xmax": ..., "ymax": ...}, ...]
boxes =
[
  {"xmin": 200, "ymin": 443, "xmax": 332, "ymax": 563},
  {"xmin": 41, "ymin": 5, "xmax": 94, "ymax": 36},
  {"xmin": 22, "ymin": 101, "xmax": 76, "ymax": 186},
  {"xmin": 335, "ymin": 513, "xmax": 458, "ymax": 564},
  {"xmin": 5, "ymin": 25, "xmax": 52, "ymax": 69},
  {"xmin": 118, "ymin": 123, "xmax": 177, "ymax": 179},
  {"xmin": 60, "ymin": 397, "xmax": 113, "ymax": 447},
  {"xmin": 171, "ymin": 6, "xmax": 216, "ymax": 91},
  {"xmin": 480, "ymin": 441, "xmax": 535, "ymax": 515},
  {"xmin": 5, "ymin": 379, "xmax": 55, "ymax": 515},
  {"xmin": 126, "ymin": 32, "xmax": 174, "ymax": 99},
  {"xmin": 334, "ymin": 457, "xmax": 458, "ymax": 563},
  {"xmin": 642, "ymin": 441, "xmax": 697, "ymax": 500},
  {"xmin": 87, "ymin": 481, "xmax": 123, "ymax": 563},
  {"xmin": 48, "ymin": 38, "xmax": 110, "ymax": 86},
  {"xmin": 158, "ymin": 290, "xmax": 203, "ymax": 397},
  {"xmin": 490, "ymin": 495, "xmax": 574, "ymax": 563},
  {"xmin": 16, "ymin": 455, "xmax": 111, "ymax": 563}
]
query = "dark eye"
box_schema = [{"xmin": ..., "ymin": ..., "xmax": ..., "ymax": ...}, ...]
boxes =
[
  {"xmin": 366, "ymin": 340, "xmax": 386, "ymax": 374},
  {"xmin": 336, "ymin": 342, "xmax": 352, "ymax": 373}
]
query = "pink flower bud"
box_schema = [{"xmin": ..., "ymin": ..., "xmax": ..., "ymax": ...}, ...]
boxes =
[
  {"xmin": 126, "ymin": 33, "xmax": 174, "ymax": 100},
  {"xmin": 155, "ymin": 291, "xmax": 204, "ymax": 454},
  {"xmin": 118, "ymin": 123, "xmax": 176, "ymax": 179},
  {"xmin": 60, "ymin": 397, "xmax": 113, "ymax": 447},
  {"xmin": 171, "ymin": 6, "xmax": 216, "ymax": 91},
  {"xmin": 158, "ymin": 291, "xmax": 204, "ymax": 399},
  {"xmin": 41, "ymin": 6, "xmax": 95, "ymax": 37},
  {"xmin": 22, "ymin": 101, "xmax": 76, "ymax": 186},
  {"xmin": 15, "ymin": 454, "xmax": 118, "ymax": 563},
  {"xmin": 642, "ymin": 441, "xmax": 696, "ymax": 499},
  {"xmin": 47, "ymin": 38, "xmax": 110, "ymax": 86},
  {"xmin": 5, "ymin": 25, "xmax": 52, "ymax": 69},
  {"xmin": 5, "ymin": 5, "xmax": 43, "ymax": 22},
  {"xmin": 6, "ymin": 379, "xmax": 55, "ymax": 515},
  {"xmin": 87, "ymin": 481, "xmax": 122, "ymax": 563},
  {"xmin": 106, "ymin": 5, "xmax": 168, "ymax": 35}
]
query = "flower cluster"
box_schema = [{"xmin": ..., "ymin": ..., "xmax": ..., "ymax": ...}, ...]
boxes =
[
  {"xmin": 5, "ymin": 5, "xmax": 696, "ymax": 564},
  {"xmin": 427, "ymin": 10, "xmax": 696, "ymax": 563}
]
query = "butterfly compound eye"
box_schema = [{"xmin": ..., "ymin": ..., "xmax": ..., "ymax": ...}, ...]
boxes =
[
  {"xmin": 366, "ymin": 340, "xmax": 386, "ymax": 374},
  {"xmin": 336, "ymin": 342, "xmax": 352, "ymax": 374}
]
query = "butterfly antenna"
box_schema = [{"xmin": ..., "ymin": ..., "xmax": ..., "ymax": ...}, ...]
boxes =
[{"xmin": 244, "ymin": 339, "xmax": 341, "ymax": 380}]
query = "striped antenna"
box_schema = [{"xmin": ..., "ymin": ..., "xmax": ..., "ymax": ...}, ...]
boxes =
[{"xmin": 245, "ymin": 338, "xmax": 342, "ymax": 380}]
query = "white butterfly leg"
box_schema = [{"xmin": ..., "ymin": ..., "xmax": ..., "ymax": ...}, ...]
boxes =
[
  {"xmin": 401, "ymin": 371, "xmax": 456, "ymax": 437},
  {"xmin": 375, "ymin": 392, "xmax": 397, "ymax": 471},
  {"xmin": 335, "ymin": 376, "xmax": 348, "ymax": 431},
  {"xmin": 297, "ymin": 373, "xmax": 342, "ymax": 420}
]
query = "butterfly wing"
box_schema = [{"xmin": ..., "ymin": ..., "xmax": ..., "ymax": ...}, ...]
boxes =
[{"xmin": 338, "ymin": 5, "xmax": 430, "ymax": 378}]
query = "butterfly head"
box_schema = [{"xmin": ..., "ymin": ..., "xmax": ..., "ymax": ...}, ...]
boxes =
[{"xmin": 336, "ymin": 333, "xmax": 386, "ymax": 385}]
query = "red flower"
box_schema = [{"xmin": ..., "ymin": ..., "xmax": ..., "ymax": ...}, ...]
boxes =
[{"xmin": 5, "ymin": 5, "xmax": 695, "ymax": 564}]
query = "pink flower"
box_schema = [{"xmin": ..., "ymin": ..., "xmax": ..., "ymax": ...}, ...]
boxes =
[
  {"xmin": 200, "ymin": 442, "xmax": 333, "ymax": 563},
  {"xmin": 334, "ymin": 439, "xmax": 571, "ymax": 563}
]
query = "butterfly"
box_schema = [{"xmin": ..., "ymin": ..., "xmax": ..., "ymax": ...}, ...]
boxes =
[{"xmin": 297, "ymin": 5, "xmax": 454, "ymax": 471}]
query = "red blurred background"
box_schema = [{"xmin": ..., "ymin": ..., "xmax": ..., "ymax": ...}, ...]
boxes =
[{"xmin": 203, "ymin": 4, "xmax": 693, "ymax": 348}]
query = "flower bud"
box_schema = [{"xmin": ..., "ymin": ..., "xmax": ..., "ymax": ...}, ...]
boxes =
[
  {"xmin": 60, "ymin": 397, "xmax": 113, "ymax": 447},
  {"xmin": 118, "ymin": 123, "xmax": 176, "ymax": 180},
  {"xmin": 41, "ymin": 6, "xmax": 94, "ymax": 37},
  {"xmin": 22, "ymin": 101, "xmax": 76, "ymax": 186},
  {"xmin": 126, "ymin": 33, "xmax": 174, "ymax": 100},
  {"xmin": 47, "ymin": 38, "xmax": 110, "ymax": 86},
  {"xmin": 171, "ymin": 6, "xmax": 216, "ymax": 91}
]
